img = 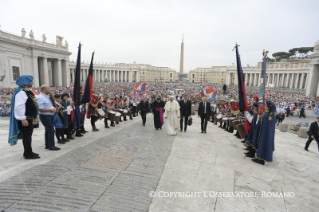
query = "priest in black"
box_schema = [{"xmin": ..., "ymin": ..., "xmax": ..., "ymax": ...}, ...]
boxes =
[
  {"xmin": 152, "ymin": 97, "xmax": 165, "ymax": 130},
  {"xmin": 179, "ymin": 94, "xmax": 192, "ymax": 132},
  {"xmin": 198, "ymin": 97, "xmax": 211, "ymax": 133},
  {"xmin": 138, "ymin": 96, "xmax": 150, "ymax": 126}
]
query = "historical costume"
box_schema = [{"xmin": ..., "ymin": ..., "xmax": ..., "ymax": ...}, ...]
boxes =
[
  {"xmin": 54, "ymin": 95, "xmax": 68, "ymax": 144},
  {"xmin": 164, "ymin": 97, "xmax": 180, "ymax": 135},
  {"xmin": 108, "ymin": 100, "xmax": 115, "ymax": 127},
  {"xmin": 61, "ymin": 93, "xmax": 74, "ymax": 139},
  {"xmin": 8, "ymin": 75, "xmax": 40, "ymax": 159},
  {"xmin": 152, "ymin": 98, "xmax": 165, "ymax": 130},
  {"xmin": 244, "ymin": 102, "xmax": 260, "ymax": 158},
  {"xmin": 88, "ymin": 94, "xmax": 100, "ymax": 132},
  {"xmin": 102, "ymin": 97, "xmax": 110, "ymax": 128},
  {"xmin": 252, "ymin": 100, "xmax": 276, "ymax": 165}
]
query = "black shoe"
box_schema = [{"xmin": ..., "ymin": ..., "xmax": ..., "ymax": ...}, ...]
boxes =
[
  {"xmin": 180, "ymin": 129, "xmax": 182, "ymax": 132},
  {"xmin": 184, "ymin": 130, "xmax": 186, "ymax": 132},
  {"xmin": 111, "ymin": 125, "xmax": 115, "ymax": 127},
  {"xmin": 45, "ymin": 146, "xmax": 49, "ymax": 149},
  {"xmin": 105, "ymin": 126, "xmax": 110, "ymax": 128},
  {"xmin": 67, "ymin": 136, "xmax": 75, "ymax": 140},
  {"xmin": 24, "ymin": 154, "xmax": 40, "ymax": 159},
  {"xmin": 23, "ymin": 152, "xmax": 39, "ymax": 157},
  {"xmin": 156, "ymin": 128, "xmax": 158, "ymax": 130},
  {"xmin": 143, "ymin": 124, "xmax": 145, "ymax": 126},
  {"xmin": 116, "ymin": 122, "xmax": 119, "ymax": 125},
  {"xmin": 49, "ymin": 146, "xmax": 60, "ymax": 150},
  {"xmin": 62, "ymin": 139, "xmax": 70, "ymax": 142},
  {"xmin": 130, "ymin": 118, "xmax": 133, "ymax": 120},
  {"xmin": 204, "ymin": 131, "xmax": 207, "ymax": 133},
  {"xmin": 304, "ymin": 148, "xmax": 309, "ymax": 151},
  {"xmin": 241, "ymin": 140, "xmax": 245, "ymax": 143},
  {"xmin": 252, "ymin": 158, "xmax": 265, "ymax": 165},
  {"xmin": 120, "ymin": 120, "xmax": 123, "ymax": 122},
  {"xmin": 58, "ymin": 141, "xmax": 66, "ymax": 144},
  {"xmin": 244, "ymin": 146, "xmax": 251, "ymax": 151},
  {"xmin": 201, "ymin": 131, "xmax": 203, "ymax": 133}
]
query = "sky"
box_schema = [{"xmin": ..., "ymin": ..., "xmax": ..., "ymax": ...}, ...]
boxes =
[{"xmin": 1, "ymin": 0, "xmax": 318, "ymax": 73}]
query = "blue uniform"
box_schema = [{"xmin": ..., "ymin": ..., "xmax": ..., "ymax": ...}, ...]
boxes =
[{"xmin": 253, "ymin": 111, "xmax": 276, "ymax": 162}]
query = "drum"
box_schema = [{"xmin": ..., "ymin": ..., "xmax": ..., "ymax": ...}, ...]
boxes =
[
  {"xmin": 115, "ymin": 112, "xmax": 121, "ymax": 122},
  {"xmin": 229, "ymin": 117, "xmax": 235, "ymax": 127},
  {"xmin": 236, "ymin": 123, "xmax": 245, "ymax": 139},
  {"xmin": 123, "ymin": 109, "xmax": 128, "ymax": 117},
  {"xmin": 127, "ymin": 110, "xmax": 131, "ymax": 116},
  {"xmin": 232, "ymin": 120, "xmax": 240, "ymax": 130},
  {"xmin": 217, "ymin": 114, "xmax": 222, "ymax": 119},
  {"xmin": 214, "ymin": 114, "xmax": 218, "ymax": 125},
  {"xmin": 222, "ymin": 117, "xmax": 229, "ymax": 122},
  {"xmin": 98, "ymin": 109, "xmax": 105, "ymax": 117},
  {"xmin": 108, "ymin": 112, "xmax": 115, "ymax": 121}
]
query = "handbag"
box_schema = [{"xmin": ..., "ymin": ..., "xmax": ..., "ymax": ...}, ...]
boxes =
[
  {"xmin": 187, "ymin": 117, "xmax": 193, "ymax": 126},
  {"xmin": 52, "ymin": 113, "xmax": 64, "ymax": 128}
]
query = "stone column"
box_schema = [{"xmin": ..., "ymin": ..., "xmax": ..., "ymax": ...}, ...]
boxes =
[
  {"xmin": 112, "ymin": 70, "xmax": 115, "ymax": 82},
  {"xmin": 32, "ymin": 56, "xmax": 40, "ymax": 87},
  {"xmin": 294, "ymin": 73, "xmax": 300, "ymax": 88},
  {"xmin": 299, "ymin": 73, "xmax": 304, "ymax": 89},
  {"xmin": 249, "ymin": 73, "xmax": 253, "ymax": 86},
  {"xmin": 56, "ymin": 59, "xmax": 62, "ymax": 86},
  {"xmin": 116, "ymin": 70, "xmax": 119, "ymax": 82},
  {"xmin": 61, "ymin": 60, "xmax": 70, "ymax": 87},
  {"xmin": 136, "ymin": 71, "xmax": 140, "ymax": 82},
  {"xmin": 290, "ymin": 74, "xmax": 295, "ymax": 88},
  {"xmin": 42, "ymin": 57, "xmax": 49, "ymax": 85},
  {"xmin": 272, "ymin": 73, "xmax": 275, "ymax": 85}
]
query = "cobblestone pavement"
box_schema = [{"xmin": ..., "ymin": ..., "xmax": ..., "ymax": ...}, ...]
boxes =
[{"xmin": 0, "ymin": 115, "xmax": 175, "ymax": 212}]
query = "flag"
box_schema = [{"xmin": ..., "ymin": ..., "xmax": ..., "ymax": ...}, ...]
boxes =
[
  {"xmin": 73, "ymin": 43, "xmax": 82, "ymax": 103},
  {"xmin": 81, "ymin": 52, "xmax": 94, "ymax": 104},
  {"xmin": 134, "ymin": 82, "xmax": 149, "ymax": 100},
  {"xmin": 258, "ymin": 50, "xmax": 268, "ymax": 114},
  {"xmin": 200, "ymin": 85, "xmax": 217, "ymax": 102},
  {"xmin": 72, "ymin": 43, "xmax": 82, "ymax": 131},
  {"xmin": 31, "ymin": 89, "xmax": 39, "ymax": 96},
  {"xmin": 235, "ymin": 44, "xmax": 249, "ymax": 112}
]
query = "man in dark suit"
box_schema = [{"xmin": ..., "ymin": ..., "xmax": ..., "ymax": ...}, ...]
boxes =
[
  {"xmin": 305, "ymin": 117, "xmax": 319, "ymax": 151},
  {"xmin": 179, "ymin": 94, "xmax": 192, "ymax": 132},
  {"xmin": 198, "ymin": 97, "xmax": 211, "ymax": 133},
  {"xmin": 138, "ymin": 96, "xmax": 150, "ymax": 126}
]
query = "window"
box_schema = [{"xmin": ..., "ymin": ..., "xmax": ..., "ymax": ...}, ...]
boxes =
[{"xmin": 12, "ymin": 66, "xmax": 20, "ymax": 80}]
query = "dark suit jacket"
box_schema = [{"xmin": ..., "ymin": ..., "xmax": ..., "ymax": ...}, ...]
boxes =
[
  {"xmin": 179, "ymin": 100, "xmax": 192, "ymax": 116},
  {"xmin": 198, "ymin": 102, "xmax": 211, "ymax": 118},
  {"xmin": 138, "ymin": 100, "xmax": 150, "ymax": 112},
  {"xmin": 308, "ymin": 121, "xmax": 319, "ymax": 137}
]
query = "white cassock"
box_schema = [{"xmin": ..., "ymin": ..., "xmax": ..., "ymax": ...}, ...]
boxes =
[{"xmin": 164, "ymin": 100, "xmax": 180, "ymax": 136}]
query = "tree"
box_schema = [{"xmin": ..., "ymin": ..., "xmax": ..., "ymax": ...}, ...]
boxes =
[
  {"xmin": 297, "ymin": 47, "xmax": 314, "ymax": 57},
  {"xmin": 272, "ymin": 52, "xmax": 291, "ymax": 61},
  {"xmin": 288, "ymin": 47, "xmax": 314, "ymax": 58},
  {"xmin": 266, "ymin": 56, "xmax": 275, "ymax": 62}
]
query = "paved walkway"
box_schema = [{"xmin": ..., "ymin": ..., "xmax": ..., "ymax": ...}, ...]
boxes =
[{"xmin": 0, "ymin": 114, "xmax": 319, "ymax": 211}]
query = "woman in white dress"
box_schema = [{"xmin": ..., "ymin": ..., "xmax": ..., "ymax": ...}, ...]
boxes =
[{"xmin": 164, "ymin": 96, "xmax": 180, "ymax": 136}]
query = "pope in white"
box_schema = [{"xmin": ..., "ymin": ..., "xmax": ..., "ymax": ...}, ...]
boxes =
[{"xmin": 164, "ymin": 96, "xmax": 180, "ymax": 136}]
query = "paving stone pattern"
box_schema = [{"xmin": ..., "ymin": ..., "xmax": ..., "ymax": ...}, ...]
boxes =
[{"xmin": 0, "ymin": 120, "xmax": 175, "ymax": 212}]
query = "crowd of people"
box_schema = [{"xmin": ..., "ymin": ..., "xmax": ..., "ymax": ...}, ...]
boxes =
[{"xmin": 5, "ymin": 75, "xmax": 319, "ymax": 161}]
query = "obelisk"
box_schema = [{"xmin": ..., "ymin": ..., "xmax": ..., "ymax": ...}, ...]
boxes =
[{"xmin": 179, "ymin": 35, "xmax": 184, "ymax": 84}]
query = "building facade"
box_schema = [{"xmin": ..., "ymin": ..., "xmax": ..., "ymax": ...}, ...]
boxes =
[
  {"xmin": 0, "ymin": 28, "xmax": 71, "ymax": 88},
  {"xmin": 68, "ymin": 62, "xmax": 177, "ymax": 83},
  {"xmin": 188, "ymin": 66, "xmax": 227, "ymax": 84},
  {"xmin": 189, "ymin": 40, "xmax": 319, "ymax": 96}
]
